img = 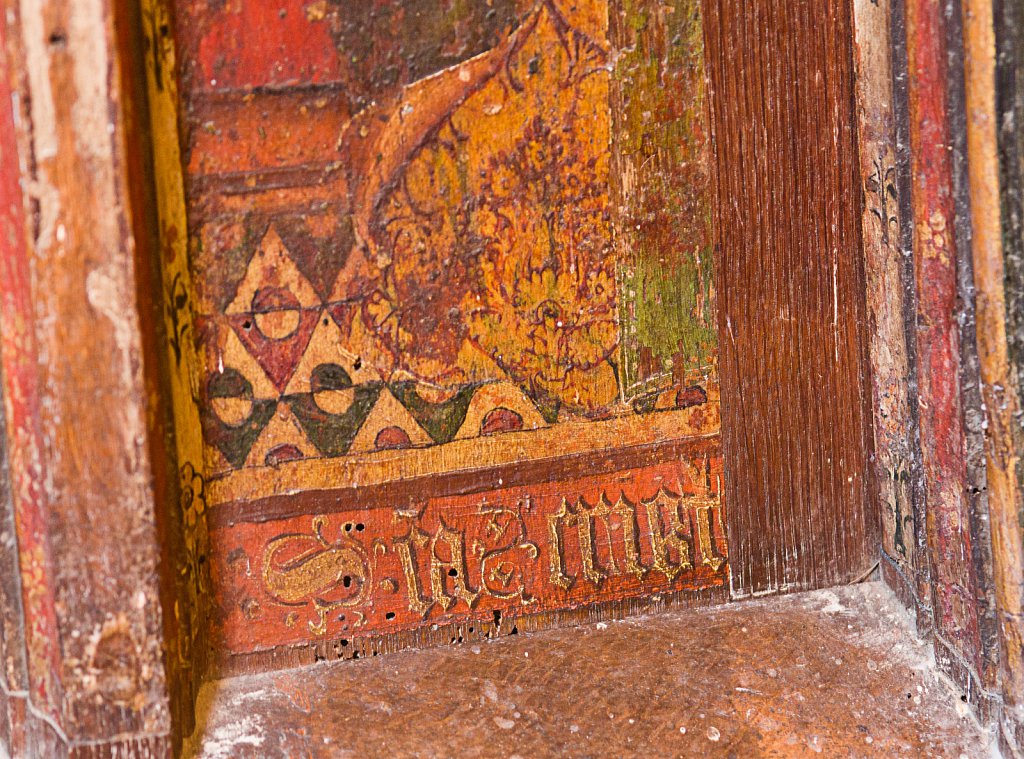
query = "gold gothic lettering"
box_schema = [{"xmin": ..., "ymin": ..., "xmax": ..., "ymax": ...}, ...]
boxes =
[
  {"xmin": 428, "ymin": 520, "xmax": 480, "ymax": 612},
  {"xmin": 644, "ymin": 490, "xmax": 692, "ymax": 582},
  {"xmin": 548, "ymin": 489, "xmax": 716, "ymax": 588},
  {"xmin": 393, "ymin": 521, "xmax": 433, "ymax": 616}
]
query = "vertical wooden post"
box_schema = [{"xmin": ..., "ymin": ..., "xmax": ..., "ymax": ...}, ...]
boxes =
[
  {"xmin": 903, "ymin": 0, "xmax": 1001, "ymax": 716},
  {"xmin": 963, "ymin": 0, "xmax": 1024, "ymax": 750},
  {"xmin": 0, "ymin": 6, "xmax": 67, "ymax": 754},
  {"xmin": 704, "ymin": 0, "xmax": 876, "ymax": 596},
  {"xmin": 0, "ymin": 0, "xmax": 176, "ymax": 755}
]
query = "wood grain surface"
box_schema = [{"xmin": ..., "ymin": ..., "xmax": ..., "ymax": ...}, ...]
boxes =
[{"xmin": 704, "ymin": 0, "xmax": 876, "ymax": 596}]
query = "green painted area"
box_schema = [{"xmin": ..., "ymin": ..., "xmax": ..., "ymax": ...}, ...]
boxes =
[
  {"xmin": 612, "ymin": 0, "xmax": 717, "ymax": 398},
  {"xmin": 286, "ymin": 384, "xmax": 383, "ymax": 457},
  {"xmin": 201, "ymin": 370, "xmax": 278, "ymax": 467},
  {"xmin": 389, "ymin": 381, "xmax": 478, "ymax": 444}
]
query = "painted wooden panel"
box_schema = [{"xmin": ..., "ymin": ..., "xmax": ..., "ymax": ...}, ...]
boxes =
[
  {"xmin": 211, "ymin": 454, "xmax": 726, "ymax": 658},
  {"xmin": 177, "ymin": 0, "xmax": 716, "ymax": 479},
  {"xmin": 162, "ymin": 0, "xmax": 724, "ymax": 662}
]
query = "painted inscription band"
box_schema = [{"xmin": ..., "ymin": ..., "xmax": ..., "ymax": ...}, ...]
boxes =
[{"xmin": 211, "ymin": 456, "xmax": 727, "ymax": 653}]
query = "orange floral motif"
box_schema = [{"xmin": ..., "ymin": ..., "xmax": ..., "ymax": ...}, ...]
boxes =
[
  {"xmin": 366, "ymin": 0, "xmax": 618, "ymax": 413},
  {"xmin": 189, "ymin": 0, "xmax": 717, "ymax": 473}
]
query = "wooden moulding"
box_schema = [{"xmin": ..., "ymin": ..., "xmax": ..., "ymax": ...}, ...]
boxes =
[
  {"xmin": 994, "ymin": 0, "xmax": 1024, "ymax": 747},
  {"xmin": 852, "ymin": 0, "xmax": 932, "ymax": 633},
  {"xmin": 945, "ymin": 0, "xmax": 1004, "ymax": 708},
  {"xmin": 966, "ymin": 0, "xmax": 1024, "ymax": 750},
  {"xmin": 137, "ymin": 0, "xmax": 212, "ymax": 746},
  {"xmin": 888, "ymin": 0, "xmax": 937, "ymax": 637},
  {"xmin": 902, "ymin": 0, "xmax": 1002, "ymax": 716},
  {"xmin": 0, "ymin": 0, "xmax": 178, "ymax": 755}
]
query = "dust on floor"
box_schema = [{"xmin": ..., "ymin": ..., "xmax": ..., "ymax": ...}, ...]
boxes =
[{"xmin": 188, "ymin": 582, "xmax": 995, "ymax": 758}]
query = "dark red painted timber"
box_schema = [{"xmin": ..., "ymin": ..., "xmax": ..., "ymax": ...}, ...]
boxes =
[
  {"xmin": 0, "ymin": 6, "xmax": 65, "ymax": 738},
  {"xmin": 904, "ymin": 0, "xmax": 990, "ymax": 700}
]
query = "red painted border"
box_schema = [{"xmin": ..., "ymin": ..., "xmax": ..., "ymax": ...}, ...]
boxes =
[
  {"xmin": 0, "ymin": 10, "xmax": 64, "ymax": 727},
  {"xmin": 211, "ymin": 457, "xmax": 728, "ymax": 656},
  {"xmin": 905, "ymin": 0, "xmax": 985, "ymax": 676}
]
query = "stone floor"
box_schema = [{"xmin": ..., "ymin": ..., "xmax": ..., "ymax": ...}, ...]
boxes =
[{"xmin": 188, "ymin": 583, "xmax": 994, "ymax": 758}]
